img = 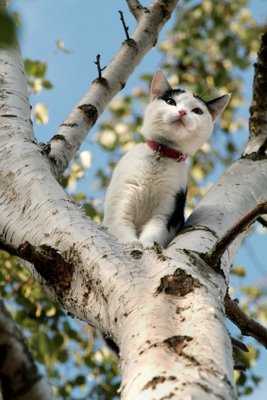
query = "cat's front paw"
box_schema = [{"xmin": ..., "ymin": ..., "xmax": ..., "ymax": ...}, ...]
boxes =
[
  {"xmin": 139, "ymin": 239, "xmax": 158, "ymax": 249},
  {"xmin": 121, "ymin": 239, "xmax": 144, "ymax": 249}
]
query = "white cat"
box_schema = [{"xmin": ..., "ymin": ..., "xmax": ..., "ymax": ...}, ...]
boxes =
[{"xmin": 103, "ymin": 70, "xmax": 230, "ymax": 248}]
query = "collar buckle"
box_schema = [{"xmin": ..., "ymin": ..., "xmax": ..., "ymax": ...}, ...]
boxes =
[{"xmin": 147, "ymin": 140, "xmax": 187, "ymax": 163}]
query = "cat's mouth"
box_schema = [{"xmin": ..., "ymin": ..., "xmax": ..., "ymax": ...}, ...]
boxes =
[{"xmin": 172, "ymin": 118, "xmax": 186, "ymax": 128}]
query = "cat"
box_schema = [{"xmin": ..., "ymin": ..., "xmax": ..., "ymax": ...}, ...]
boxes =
[{"xmin": 103, "ymin": 70, "xmax": 230, "ymax": 248}]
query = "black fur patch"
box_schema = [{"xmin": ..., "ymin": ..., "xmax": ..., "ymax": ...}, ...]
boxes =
[
  {"xmin": 193, "ymin": 93, "xmax": 207, "ymax": 106},
  {"xmin": 167, "ymin": 190, "xmax": 187, "ymax": 232},
  {"xmin": 158, "ymin": 88, "xmax": 185, "ymax": 101}
]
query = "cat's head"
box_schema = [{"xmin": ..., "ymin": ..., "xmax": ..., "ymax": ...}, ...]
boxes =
[{"xmin": 141, "ymin": 70, "xmax": 231, "ymax": 155}]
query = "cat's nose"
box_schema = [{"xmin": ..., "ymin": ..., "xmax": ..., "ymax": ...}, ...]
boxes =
[{"xmin": 178, "ymin": 109, "xmax": 187, "ymax": 117}]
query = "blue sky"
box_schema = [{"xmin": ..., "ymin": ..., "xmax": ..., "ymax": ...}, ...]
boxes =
[{"xmin": 8, "ymin": 0, "xmax": 267, "ymax": 398}]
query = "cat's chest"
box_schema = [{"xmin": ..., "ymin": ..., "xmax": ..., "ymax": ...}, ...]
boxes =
[{"xmin": 121, "ymin": 143, "xmax": 188, "ymax": 190}]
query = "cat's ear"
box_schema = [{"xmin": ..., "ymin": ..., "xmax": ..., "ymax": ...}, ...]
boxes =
[
  {"xmin": 206, "ymin": 94, "xmax": 231, "ymax": 120},
  {"xmin": 150, "ymin": 70, "xmax": 172, "ymax": 101}
]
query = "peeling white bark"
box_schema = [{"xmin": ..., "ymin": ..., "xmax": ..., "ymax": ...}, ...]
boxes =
[{"xmin": 1, "ymin": 24, "xmax": 267, "ymax": 400}]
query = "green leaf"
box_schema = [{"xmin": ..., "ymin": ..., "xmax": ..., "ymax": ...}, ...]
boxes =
[
  {"xmin": 24, "ymin": 59, "xmax": 47, "ymax": 78},
  {"xmin": 42, "ymin": 80, "xmax": 53, "ymax": 89},
  {"xmin": 57, "ymin": 349, "xmax": 68, "ymax": 363},
  {"xmin": 231, "ymin": 265, "xmax": 246, "ymax": 277}
]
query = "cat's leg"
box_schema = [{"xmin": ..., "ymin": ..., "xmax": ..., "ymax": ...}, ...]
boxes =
[
  {"xmin": 139, "ymin": 216, "xmax": 172, "ymax": 248},
  {"xmin": 109, "ymin": 221, "xmax": 137, "ymax": 243}
]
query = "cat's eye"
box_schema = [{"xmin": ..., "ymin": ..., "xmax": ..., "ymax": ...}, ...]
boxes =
[
  {"xmin": 192, "ymin": 107, "xmax": 203, "ymax": 115},
  {"xmin": 165, "ymin": 98, "xmax": 176, "ymax": 106}
]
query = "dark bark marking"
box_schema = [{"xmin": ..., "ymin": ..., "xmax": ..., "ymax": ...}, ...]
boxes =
[
  {"xmin": 18, "ymin": 241, "xmax": 73, "ymax": 296},
  {"xmin": 153, "ymin": 243, "xmax": 167, "ymax": 261},
  {"xmin": 181, "ymin": 351, "xmax": 201, "ymax": 366},
  {"xmin": 93, "ymin": 77, "xmax": 109, "ymax": 89},
  {"xmin": 143, "ymin": 376, "xmax": 166, "ymax": 391},
  {"xmin": 155, "ymin": 268, "xmax": 202, "ymax": 296},
  {"xmin": 48, "ymin": 134, "xmax": 73, "ymax": 151},
  {"xmin": 164, "ymin": 335, "xmax": 193, "ymax": 355},
  {"xmin": 78, "ymin": 104, "xmax": 98, "ymax": 125},
  {"xmin": 60, "ymin": 122, "xmax": 78, "ymax": 128},
  {"xmin": 123, "ymin": 38, "xmax": 137, "ymax": 48},
  {"xmin": 50, "ymin": 134, "xmax": 66, "ymax": 142},
  {"xmin": 130, "ymin": 249, "xmax": 143, "ymax": 259},
  {"xmin": 160, "ymin": 393, "xmax": 175, "ymax": 399},
  {"xmin": 143, "ymin": 375, "xmax": 177, "ymax": 391}
]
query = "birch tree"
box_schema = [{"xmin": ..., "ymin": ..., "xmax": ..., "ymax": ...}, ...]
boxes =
[{"xmin": 0, "ymin": 1, "xmax": 267, "ymax": 399}]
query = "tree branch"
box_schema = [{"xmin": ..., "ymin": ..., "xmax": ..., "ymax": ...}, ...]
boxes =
[
  {"xmin": 244, "ymin": 32, "xmax": 267, "ymax": 155},
  {"xmin": 225, "ymin": 294, "xmax": 267, "ymax": 349},
  {"xmin": 205, "ymin": 201, "xmax": 267, "ymax": 269},
  {"xmin": 126, "ymin": 0, "xmax": 145, "ymax": 20},
  {"xmin": 0, "ymin": 300, "xmax": 54, "ymax": 400},
  {"xmin": 46, "ymin": 0, "xmax": 179, "ymax": 180}
]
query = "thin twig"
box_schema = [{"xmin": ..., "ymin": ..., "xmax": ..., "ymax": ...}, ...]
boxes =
[
  {"xmin": 225, "ymin": 293, "xmax": 267, "ymax": 349},
  {"xmin": 119, "ymin": 10, "xmax": 130, "ymax": 40},
  {"xmin": 205, "ymin": 201, "xmax": 267, "ymax": 269},
  {"xmin": 94, "ymin": 54, "xmax": 106, "ymax": 80},
  {"xmin": 126, "ymin": 0, "xmax": 144, "ymax": 21}
]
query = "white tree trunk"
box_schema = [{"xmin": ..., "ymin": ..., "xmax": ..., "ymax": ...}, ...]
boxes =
[{"xmin": 1, "ymin": 24, "xmax": 267, "ymax": 400}]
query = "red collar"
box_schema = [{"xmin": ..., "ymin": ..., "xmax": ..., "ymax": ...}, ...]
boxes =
[{"xmin": 146, "ymin": 139, "xmax": 187, "ymax": 163}]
